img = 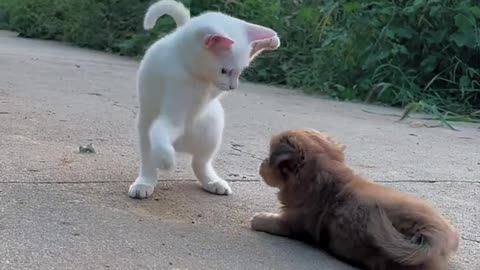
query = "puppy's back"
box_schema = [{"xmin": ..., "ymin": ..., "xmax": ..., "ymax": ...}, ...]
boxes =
[{"xmin": 352, "ymin": 178, "xmax": 459, "ymax": 266}]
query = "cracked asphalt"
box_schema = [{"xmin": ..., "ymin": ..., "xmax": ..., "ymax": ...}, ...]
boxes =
[{"xmin": 0, "ymin": 30, "xmax": 479, "ymax": 269}]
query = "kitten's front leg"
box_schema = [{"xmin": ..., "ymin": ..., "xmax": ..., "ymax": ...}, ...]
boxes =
[
  {"xmin": 250, "ymin": 212, "xmax": 290, "ymax": 236},
  {"xmin": 129, "ymin": 115, "xmax": 180, "ymax": 199},
  {"xmin": 192, "ymin": 157, "xmax": 232, "ymax": 195},
  {"xmin": 187, "ymin": 100, "xmax": 232, "ymax": 195},
  {"xmin": 129, "ymin": 114, "xmax": 158, "ymax": 199},
  {"xmin": 149, "ymin": 117, "xmax": 182, "ymax": 171}
]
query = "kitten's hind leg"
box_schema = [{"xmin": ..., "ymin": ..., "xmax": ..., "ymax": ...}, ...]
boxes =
[
  {"xmin": 181, "ymin": 100, "xmax": 232, "ymax": 195},
  {"xmin": 129, "ymin": 114, "xmax": 158, "ymax": 199}
]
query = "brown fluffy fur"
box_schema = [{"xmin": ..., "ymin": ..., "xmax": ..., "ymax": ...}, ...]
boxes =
[{"xmin": 251, "ymin": 128, "xmax": 459, "ymax": 270}]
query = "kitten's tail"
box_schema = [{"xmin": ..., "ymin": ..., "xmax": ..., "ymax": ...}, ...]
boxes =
[
  {"xmin": 143, "ymin": 0, "xmax": 190, "ymax": 30},
  {"xmin": 369, "ymin": 204, "xmax": 459, "ymax": 266}
]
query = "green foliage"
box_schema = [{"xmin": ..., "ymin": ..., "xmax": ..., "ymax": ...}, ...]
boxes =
[
  {"xmin": 0, "ymin": 0, "xmax": 13, "ymax": 28},
  {"xmin": 0, "ymin": 0, "xmax": 479, "ymax": 119}
]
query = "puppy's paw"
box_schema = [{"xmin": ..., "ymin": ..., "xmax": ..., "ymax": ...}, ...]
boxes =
[
  {"xmin": 202, "ymin": 180, "xmax": 232, "ymax": 195},
  {"xmin": 250, "ymin": 212, "xmax": 276, "ymax": 231},
  {"xmin": 128, "ymin": 178, "xmax": 156, "ymax": 199}
]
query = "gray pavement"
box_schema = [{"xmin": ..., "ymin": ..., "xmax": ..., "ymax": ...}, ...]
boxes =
[{"xmin": 0, "ymin": 30, "xmax": 478, "ymax": 269}]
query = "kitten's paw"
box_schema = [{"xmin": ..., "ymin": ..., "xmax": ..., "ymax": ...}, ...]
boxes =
[
  {"xmin": 128, "ymin": 179, "xmax": 155, "ymax": 199},
  {"xmin": 151, "ymin": 146, "xmax": 175, "ymax": 171},
  {"xmin": 202, "ymin": 180, "xmax": 232, "ymax": 195}
]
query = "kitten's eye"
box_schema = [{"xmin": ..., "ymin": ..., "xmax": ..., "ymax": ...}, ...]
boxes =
[{"xmin": 221, "ymin": 68, "xmax": 228, "ymax": 74}]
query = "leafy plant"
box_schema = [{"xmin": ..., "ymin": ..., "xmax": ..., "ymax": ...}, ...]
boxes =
[{"xmin": 0, "ymin": 0, "xmax": 479, "ymax": 122}]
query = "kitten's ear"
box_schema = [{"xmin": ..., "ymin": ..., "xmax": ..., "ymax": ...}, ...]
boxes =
[
  {"xmin": 246, "ymin": 23, "xmax": 277, "ymax": 43},
  {"xmin": 204, "ymin": 34, "xmax": 234, "ymax": 50},
  {"xmin": 270, "ymin": 141, "xmax": 298, "ymax": 174}
]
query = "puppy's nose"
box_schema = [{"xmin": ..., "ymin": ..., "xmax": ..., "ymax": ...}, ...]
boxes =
[{"xmin": 229, "ymin": 85, "xmax": 235, "ymax": 90}]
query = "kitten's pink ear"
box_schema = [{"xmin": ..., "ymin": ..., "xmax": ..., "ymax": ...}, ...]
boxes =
[
  {"xmin": 204, "ymin": 34, "xmax": 234, "ymax": 49},
  {"xmin": 246, "ymin": 23, "xmax": 277, "ymax": 43}
]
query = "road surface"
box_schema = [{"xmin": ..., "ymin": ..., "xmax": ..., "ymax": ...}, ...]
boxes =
[{"xmin": 0, "ymin": 30, "xmax": 478, "ymax": 269}]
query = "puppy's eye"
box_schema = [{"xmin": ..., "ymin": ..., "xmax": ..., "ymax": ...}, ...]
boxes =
[{"xmin": 221, "ymin": 68, "xmax": 228, "ymax": 74}]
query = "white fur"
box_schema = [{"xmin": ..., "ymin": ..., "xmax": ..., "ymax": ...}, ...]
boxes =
[
  {"xmin": 143, "ymin": 0, "xmax": 190, "ymax": 29},
  {"xmin": 129, "ymin": 0, "xmax": 280, "ymax": 198}
]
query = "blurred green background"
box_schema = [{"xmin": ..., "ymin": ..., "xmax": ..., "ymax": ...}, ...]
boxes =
[{"xmin": 0, "ymin": 0, "xmax": 479, "ymax": 121}]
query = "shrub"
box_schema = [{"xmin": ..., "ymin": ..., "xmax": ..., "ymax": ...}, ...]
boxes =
[{"xmin": 0, "ymin": 0, "xmax": 479, "ymax": 120}]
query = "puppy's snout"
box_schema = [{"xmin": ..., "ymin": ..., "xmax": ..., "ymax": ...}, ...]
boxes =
[
  {"xmin": 229, "ymin": 85, "xmax": 235, "ymax": 90},
  {"xmin": 261, "ymin": 158, "xmax": 269, "ymax": 165},
  {"xmin": 259, "ymin": 158, "xmax": 268, "ymax": 172}
]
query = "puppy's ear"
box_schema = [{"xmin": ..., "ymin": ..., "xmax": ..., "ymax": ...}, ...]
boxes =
[
  {"xmin": 324, "ymin": 135, "xmax": 346, "ymax": 154},
  {"xmin": 270, "ymin": 142, "xmax": 299, "ymax": 174}
]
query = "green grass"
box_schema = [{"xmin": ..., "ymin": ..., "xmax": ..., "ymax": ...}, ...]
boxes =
[{"xmin": 0, "ymin": 0, "xmax": 479, "ymax": 125}]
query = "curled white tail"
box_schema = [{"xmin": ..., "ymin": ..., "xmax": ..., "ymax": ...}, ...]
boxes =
[{"xmin": 143, "ymin": 0, "xmax": 191, "ymax": 30}]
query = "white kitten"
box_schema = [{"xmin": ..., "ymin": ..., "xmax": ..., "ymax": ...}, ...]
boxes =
[{"xmin": 128, "ymin": 0, "xmax": 280, "ymax": 199}]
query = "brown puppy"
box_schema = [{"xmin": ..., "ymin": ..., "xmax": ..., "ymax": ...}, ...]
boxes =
[{"xmin": 251, "ymin": 128, "xmax": 459, "ymax": 270}]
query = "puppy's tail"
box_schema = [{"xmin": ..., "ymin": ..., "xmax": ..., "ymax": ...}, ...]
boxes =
[
  {"xmin": 143, "ymin": 0, "xmax": 190, "ymax": 30},
  {"xmin": 368, "ymin": 204, "xmax": 458, "ymax": 266}
]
